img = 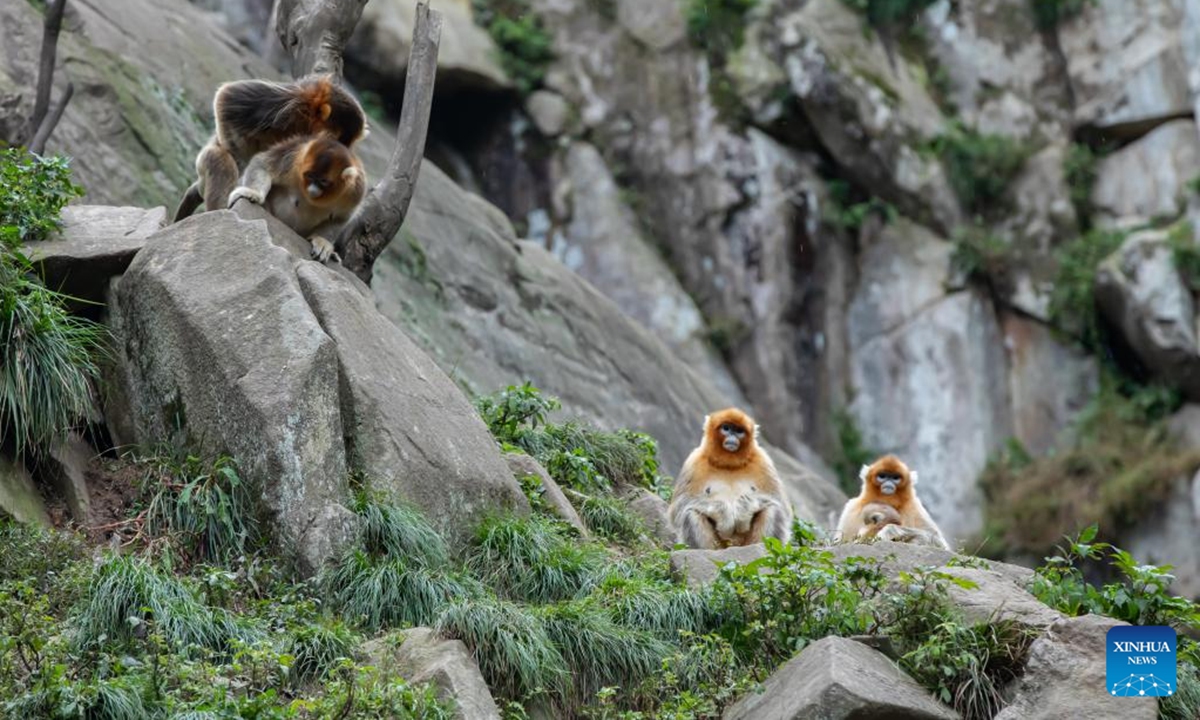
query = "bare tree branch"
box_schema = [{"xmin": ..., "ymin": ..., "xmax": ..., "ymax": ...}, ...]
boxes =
[
  {"xmin": 273, "ymin": 0, "xmax": 368, "ymax": 78},
  {"xmin": 335, "ymin": 1, "xmax": 441, "ymax": 284},
  {"xmin": 28, "ymin": 81, "xmax": 73, "ymax": 155},
  {"xmin": 24, "ymin": 0, "xmax": 71, "ymax": 150}
]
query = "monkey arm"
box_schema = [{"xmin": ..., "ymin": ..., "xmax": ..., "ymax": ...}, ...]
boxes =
[
  {"xmin": 875, "ymin": 523, "xmax": 951, "ymax": 550},
  {"xmin": 228, "ymin": 153, "xmax": 275, "ymax": 207}
]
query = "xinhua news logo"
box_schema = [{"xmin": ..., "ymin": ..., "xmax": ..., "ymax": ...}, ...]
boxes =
[{"xmin": 1106, "ymin": 626, "xmax": 1176, "ymax": 697}]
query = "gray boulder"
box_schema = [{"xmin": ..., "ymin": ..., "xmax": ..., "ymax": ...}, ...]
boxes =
[
  {"xmin": 625, "ymin": 489, "xmax": 676, "ymax": 548},
  {"xmin": 361, "ymin": 628, "xmax": 501, "ymax": 720},
  {"xmin": 1095, "ymin": 228, "xmax": 1200, "ymax": 400},
  {"xmin": 670, "ymin": 545, "xmax": 768, "ymax": 588},
  {"xmin": 504, "ymin": 453, "xmax": 586, "ymax": 535},
  {"xmin": 0, "ymin": 456, "xmax": 48, "ymax": 526},
  {"xmin": 995, "ymin": 615, "xmax": 1157, "ymax": 720},
  {"xmin": 25, "ymin": 205, "xmax": 167, "ymax": 307},
  {"xmin": 1091, "ymin": 120, "xmax": 1200, "ymax": 226},
  {"xmin": 723, "ymin": 635, "xmax": 959, "ymax": 720}
]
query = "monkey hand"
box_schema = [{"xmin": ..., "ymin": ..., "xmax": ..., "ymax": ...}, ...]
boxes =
[
  {"xmin": 228, "ymin": 186, "xmax": 265, "ymax": 207},
  {"xmin": 733, "ymin": 492, "xmax": 770, "ymax": 533},
  {"xmin": 875, "ymin": 524, "xmax": 915, "ymax": 543},
  {"xmin": 309, "ymin": 235, "xmax": 340, "ymax": 263}
]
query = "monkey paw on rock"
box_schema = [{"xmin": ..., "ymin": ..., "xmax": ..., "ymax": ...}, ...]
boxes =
[
  {"xmin": 309, "ymin": 236, "xmax": 339, "ymax": 264},
  {"xmin": 228, "ymin": 186, "xmax": 264, "ymax": 206}
]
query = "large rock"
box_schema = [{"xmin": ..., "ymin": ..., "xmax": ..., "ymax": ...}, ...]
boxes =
[
  {"xmin": 1059, "ymin": 0, "xmax": 1194, "ymax": 135},
  {"xmin": 848, "ymin": 223, "xmax": 1012, "ymax": 543},
  {"xmin": 734, "ymin": 0, "xmax": 961, "ymax": 233},
  {"xmin": 0, "ymin": 456, "xmax": 49, "ymax": 526},
  {"xmin": 296, "ymin": 262, "xmax": 529, "ymax": 543},
  {"xmin": 108, "ymin": 212, "xmax": 353, "ymax": 573},
  {"xmin": 1091, "ymin": 120, "xmax": 1200, "ymax": 226},
  {"xmin": 625, "ymin": 489, "xmax": 675, "ymax": 548},
  {"xmin": 1095, "ymin": 228, "xmax": 1200, "ymax": 400},
  {"xmin": 361, "ymin": 628, "xmax": 501, "ymax": 720},
  {"xmin": 347, "ymin": 0, "xmax": 509, "ymax": 95},
  {"xmin": 723, "ymin": 635, "xmax": 959, "ymax": 720},
  {"xmin": 25, "ymin": 205, "xmax": 167, "ymax": 308},
  {"xmin": 504, "ymin": 453, "xmax": 586, "ymax": 535},
  {"xmin": 995, "ymin": 615, "xmax": 1158, "ymax": 720},
  {"xmin": 1002, "ymin": 313, "xmax": 1097, "ymax": 456},
  {"xmin": 551, "ymin": 142, "xmax": 745, "ymax": 404},
  {"xmin": 669, "ymin": 544, "xmax": 768, "ymax": 588},
  {"xmin": 372, "ymin": 161, "xmax": 847, "ymax": 525}
]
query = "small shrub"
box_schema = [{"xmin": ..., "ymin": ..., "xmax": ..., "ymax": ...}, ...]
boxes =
[
  {"xmin": 0, "ymin": 147, "xmax": 83, "ymax": 247},
  {"xmin": 933, "ymin": 122, "xmax": 1031, "ymax": 217},
  {"xmin": 1029, "ymin": 0, "xmax": 1096, "ymax": 30},
  {"xmin": 322, "ymin": 549, "xmax": 473, "ymax": 632},
  {"xmin": 475, "ymin": 381, "xmax": 560, "ymax": 446},
  {"xmin": 951, "ymin": 225, "xmax": 1013, "ymax": 289},
  {"xmin": 471, "ymin": 1, "xmax": 554, "ymax": 95},
  {"xmin": 287, "ymin": 619, "xmax": 356, "ymax": 686},
  {"xmin": 823, "ymin": 180, "xmax": 896, "ymax": 234},
  {"xmin": 1063, "ymin": 142, "xmax": 1098, "ymax": 226},
  {"xmin": 435, "ymin": 595, "xmax": 569, "ymax": 703},
  {"xmin": 1047, "ymin": 228, "xmax": 1125, "ymax": 348},
  {"xmin": 685, "ymin": 0, "xmax": 757, "ymax": 54},
  {"xmin": 140, "ymin": 452, "xmax": 257, "ymax": 566},
  {"xmin": 1168, "ymin": 221, "xmax": 1200, "ymax": 292},
  {"xmin": 469, "ymin": 514, "xmax": 607, "ymax": 603}
]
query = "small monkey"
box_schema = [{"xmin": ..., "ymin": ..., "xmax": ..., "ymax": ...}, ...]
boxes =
[
  {"xmin": 835, "ymin": 455, "xmax": 950, "ymax": 550},
  {"xmin": 668, "ymin": 408, "xmax": 793, "ymax": 549},
  {"xmin": 855, "ymin": 502, "xmax": 902, "ymax": 540},
  {"xmin": 227, "ymin": 133, "xmax": 366, "ymax": 262},
  {"xmin": 175, "ymin": 75, "xmax": 367, "ymax": 221}
]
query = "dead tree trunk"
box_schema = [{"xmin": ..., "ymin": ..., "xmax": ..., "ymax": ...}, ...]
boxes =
[{"xmin": 272, "ymin": 0, "xmax": 442, "ymax": 285}]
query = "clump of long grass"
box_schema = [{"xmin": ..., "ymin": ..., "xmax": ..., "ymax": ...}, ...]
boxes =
[
  {"xmin": 75, "ymin": 555, "xmax": 258, "ymax": 652},
  {"xmin": 435, "ymin": 595, "xmax": 568, "ymax": 703},
  {"xmin": 288, "ymin": 619, "xmax": 356, "ymax": 686},
  {"xmin": 538, "ymin": 600, "xmax": 670, "ymax": 707},
  {"xmin": 354, "ymin": 493, "xmax": 448, "ymax": 566},
  {"xmin": 140, "ymin": 453, "xmax": 257, "ymax": 566},
  {"xmin": 0, "ymin": 252, "xmax": 105, "ymax": 457},
  {"xmin": 322, "ymin": 550, "xmax": 474, "ymax": 631},
  {"xmin": 592, "ymin": 574, "xmax": 727, "ymax": 639},
  {"xmin": 576, "ymin": 493, "xmax": 644, "ymax": 544},
  {"xmin": 469, "ymin": 514, "xmax": 607, "ymax": 603}
]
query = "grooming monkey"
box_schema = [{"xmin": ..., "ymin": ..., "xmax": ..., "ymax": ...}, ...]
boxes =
[
  {"xmin": 668, "ymin": 409, "xmax": 792, "ymax": 549},
  {"xmin": 835, "ymin": 455, "xmax": 950, "ymax": 550},
  {"xmin": 227, "ymin": 133, "xmax": 366, "ymax": 262},
  {"xmin": 174, "ymin": 75, "xmax": 367, "ymax": 222}
]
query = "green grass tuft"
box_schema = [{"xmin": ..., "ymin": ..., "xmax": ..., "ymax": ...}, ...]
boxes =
[
  {"xmin": 1047, "ymin": 227, "xmax": 1126, "ymax": 349},
  {"xmin": 435, "ymin": 595, "xmax": 568, "ymax": 703},
  {"xmin": 591, "ymin": 574, "xmax": 726, "ymax": 639},
  {"xmin": 322, "ymin": 550, "xmax": 474, "ymax": 632},
  {"xmin": 288, "ymin": 619, "xmax": 356, "ymax": 687},
  {"xmin": 576, "ymin": 493, "xmax": 644, "ymax": 544},
  {"xmin": 933, "ymin": 122, "xmax": 1031, "ymax": 217},
  {"xmin": 353, "ymin": 493, "xmax": 449, "ymax": 567},
  {"xmin": 469, "ymin": 514, "xmax": 607, "ymax": 604}
]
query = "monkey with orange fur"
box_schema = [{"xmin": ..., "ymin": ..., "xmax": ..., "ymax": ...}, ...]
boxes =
[
  {"xmin": 174, "ymin": 75, "xmax": 367, "ymax": 222},
  {"xmin": 835, "ymin": 455, "xmax": 949, "ymax": 550},
  {"xmin": 668, "ymin": 409, "xmax": 792, "ymax": 549},
  {"xmin": 227, "ymin": 133, "xmax": 366, "ymax": 262}
]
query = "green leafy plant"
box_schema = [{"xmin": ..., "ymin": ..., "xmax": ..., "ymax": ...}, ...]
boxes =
[
  {"xmin": 472, "ymin": 1, "xmax": 554, "ymax": 95},
  {"xmin": 1047, "ymin": 227, "xmax": 1125, "ymax": 349},
  {"xmin": 0, "ymin": 147, "xmax": 83, "ymax": 247},
  {"xmin": 839, "ymin": 0, "xmax": 937, "ymax": 30},
  {"xmin": 476, "ymin": 381, "xmax": 561, "ymax": 445},
  {"xmin": 829, "ymin": 409, "xmax": 876, "ymax": 495},
  {"xmin": 469, "ymin": 514, "xmax": 607, "ymax": 603},
  {"xmin": 951, "ymin": 225, "xmax": 1013, "ymax": 290},
  {"xmin": 1063, "ymin": 142, "xmax": 1098, "ymax": 226},
  {"xmin": 287, "ymin": 619, "xmax": 355, "ymax": 687},
  {"xmin": 576, "ymin": 494, "xmax": 644, "ymax": 543},
  {"xmin": 1168, "ymin": 221, "xmax": 1200, "ymax": 292},
  {"xmin": 823, "ymin": 179, "xmax": 897, "ymax": 234},
  {"xmin": 140, "ymin": 452, "xmax": 257, "ymax": 566},
  {"xmin": 933, "ymin": 122, "xmax": 1031, "ymax": 217}
]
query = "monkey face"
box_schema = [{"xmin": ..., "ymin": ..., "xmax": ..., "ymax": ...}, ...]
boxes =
[
  {"xmin": 718, "ymin": 422, "xmax": 746, "ymax": 452},
  {"xmin": 300, "ymin": 137, "xmax": 360, "ymax": 206},
  {"xmin": 874, "ymin": 470, "xmax": 904, "ymax": 495}
]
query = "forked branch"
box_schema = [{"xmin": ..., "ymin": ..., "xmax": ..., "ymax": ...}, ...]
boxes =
[
  {"xmin": 334, "ymin": 1, "xmax": 442, "ymax": 283},
  {"xmin": 25, "ymin": 0, "xmax": 73, "ymax": 154}
]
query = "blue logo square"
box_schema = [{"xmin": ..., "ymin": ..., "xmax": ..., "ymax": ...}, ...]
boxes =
[{"xmin": 1106, "ymin": 625, "xmax": 1177, "ymax": 697}]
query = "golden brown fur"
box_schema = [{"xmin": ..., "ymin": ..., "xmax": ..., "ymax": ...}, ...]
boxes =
[
  {"xmin": 174, "ymin": 75, "xmax": 367, "ymax": 221},
  {"xmin": 227, "ymin": 133, "xmax": 366, "ymax": 261},
  {"xmin": 856, "ymin": 502, "xmax": 902, "ymax": 539},
  {"xmin": 668, "ymin": 409, "xmax": 792, "ymax": 549},
  {"xmin": 835, "ymin": 455, "xmax": 949, "ymax": 550}
]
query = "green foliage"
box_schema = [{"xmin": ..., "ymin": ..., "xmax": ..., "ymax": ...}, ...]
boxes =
[
  {"xmin": 0, "ymin": 519, "xmax": 86, "ymax": 593},
  {"xmin": 1063, "ymin": 142, "xmax": 1098, "ymax": 226},
  {"xmin": 590, "ymin": 573, "xmax": 726, "ymax": 640},
  {"xmin": 436, "ymin": 595, "xmax": 569, "ymax": 703},
  {"xmin": 951, "ymin": 225, "xmax": 1013, "ymax": 289},
  {"xmin": 470, "ymin": 514, "xmax": 607, "ymax": 603},
  {"xmin": 286, "ymin": 619, "xmax": 354, "ymax": 687},
  {"xmin": 0, "ymin": 147, "xmax": 84, "ymax": 247},
  {"xmin": 981, "ymin": 380, "xmax": 1200, "ymax": 557},
  {"xmin": 720, "ymin": 538, "xmax": 883, "ymax": 665},
  {"xmin": 1029, "ymin": 0, "xmax": 1096, "ymax": 30},
  {"xmin": 576, "ymin": 493, "xmax": 645, "ymax": 543},
  {"xmin": 140, "ymin": 452, "xmax": 257, "ymax": 566},
  {"xmin": 839, "ymin": 0, "xmax": 937, "ymax": 29},
  {"xmin": 933, "ymin": 122, "xmax": 1031, "ymax": 217},
  {"xmin": 75, "ymin": 555, "xmax": 259, "ymax": 653},
  {"xmin": 353, "ymin": 492, "xmax": 449, "ymax": 567},
  {"xmin": 1030, "ymin": 525, "xmax": 1200, "ymax": 630},
  {"xmin": 685, "ymin": 0, "xmax": 756, "ymax": 54},
  {"xmin": 1047, "ymin": 227, "xmax": 1125, "ymax": 348},
  {"xmin": 823, "ymin": 179, "xmax": 896, "ymax": 234},
  {"xmin": 829, "ymin": 410, "xmax": 875, "ymax": 495},
  {"xmin": 472, "ymin": 1, "xmax": 554, "ymax": 94},
  {"xmin": 0, "ymin": 250, "xmax": 107, "ymax": 457},
  {"xmin": 1168, "ymin": 221, "xmax": 1200, "ymax": 292},
  {"xmin": 476, "ymin": 384, "xmax": 666, "ymax": 492}
]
